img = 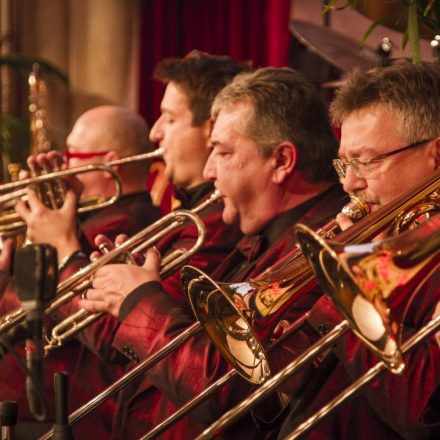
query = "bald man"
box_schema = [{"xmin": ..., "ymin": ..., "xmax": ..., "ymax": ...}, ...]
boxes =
[
  {"xmin": 66, "ymin": 105, "xmax": 154, "ymax": 199},
  {"xmin": 0, "ymin": 106, "xmax": 162, "ymax": 439}
]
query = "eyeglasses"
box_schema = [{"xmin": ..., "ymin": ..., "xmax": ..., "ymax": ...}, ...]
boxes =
[
  {"xmin": 333, "ymin": 138, "xmax": 433, "ymax": 179},
  {"xmin": 64, "ymin": 148, "xmax": 109, "ymax": 164}
]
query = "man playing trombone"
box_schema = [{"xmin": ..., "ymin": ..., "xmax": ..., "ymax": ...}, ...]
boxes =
[
  {"xmin": 79, "ymin": 67, "xmax": 348, "ymax": 439},
  {"xmin": 278, "ymin": 62, "xmax": 440, "ymax": 439}
]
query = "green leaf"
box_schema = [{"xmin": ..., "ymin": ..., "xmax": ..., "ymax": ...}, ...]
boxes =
[
  {"xmin": 359, "ymin": 18, "xmax": 386, "ymax": 48},
  {"xmin": 401, "ymin": 29, "xmax": 409, "ymax": 49},
  {"xmin": 0, "ymin": 54, "xmax": 68, "ymax": 84},
  {"xmin": 424, "ymin": 0, "xmax": 436, "ymax": 16},
  {"xmin": 407, "ymin": 0, "xmax": 421, "ymax": 63}
]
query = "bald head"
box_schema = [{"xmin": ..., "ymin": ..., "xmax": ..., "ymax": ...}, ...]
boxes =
[
  {"xmin": 66, "ymin": 106, "xmax": 155, "ymax": 197},
  {"xmin": 67, "ymin": 105, "xmax": 153, "ymax": 156}
]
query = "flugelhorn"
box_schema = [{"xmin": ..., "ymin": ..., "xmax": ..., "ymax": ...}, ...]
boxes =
[
  {"xmin": 0, "ymin": 189, "xmax": 218, "ymax": 343},
  {"xmin": 43, "ymin": 189, "xmax": 220, "ymax": 353},
  {"xmin": 0, "ymin": 148, "xmax": 164, "ymax": 236}
]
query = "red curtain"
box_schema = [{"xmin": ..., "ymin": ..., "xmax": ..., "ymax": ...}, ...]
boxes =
[{"xmin": 138, "ymin": 0, "xmax": 291, "ymax": 126}]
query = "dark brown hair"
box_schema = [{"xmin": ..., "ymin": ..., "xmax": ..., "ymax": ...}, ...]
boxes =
[{"xmin": 153, "ymin": 50, "xmax": 251, "ymax": 126}]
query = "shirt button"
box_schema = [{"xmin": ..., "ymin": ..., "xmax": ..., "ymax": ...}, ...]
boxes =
[{"xmin": 318, "ymin": 323, "xmax": 329, "ymax": 335}]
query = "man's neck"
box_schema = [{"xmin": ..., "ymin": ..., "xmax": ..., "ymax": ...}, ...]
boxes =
[{"xmin": 277, "ymin": 180, "xmax": 334, "ymax": 214}]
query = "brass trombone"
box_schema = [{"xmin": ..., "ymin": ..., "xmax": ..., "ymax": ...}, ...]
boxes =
[
  {"xmin": 36, "ymin": 195, "xmax": 368, "ymax": 440},
  {"xmin": 0, "ymin": 148, "xmax": 164, "ymax": 235},
  {"xmin": 182, "ymin": 171, "xmax": 440, "ymax": 386},
  {"xmin": 195, "ymin": 213, "xmax": 440, "ymax": 440},
  {"xmin": 40, "ymin": 171, "xmax": 440, "ymax": 440}
]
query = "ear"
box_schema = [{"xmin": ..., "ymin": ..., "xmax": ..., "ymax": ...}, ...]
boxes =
[
  {"xmin": 199, "ymin": 117, "xmax": 213, "ymax": 145},
  {"xmin": 432, "ymin": 137, "xmax": 440, "ymax": 170},
  {"xmin": 104, "ymin": 151, "xmax": 120, "ymax": 177},
  {"xmin": 271, "ymin": 142, "xmax": 297, "ymax": 184}
]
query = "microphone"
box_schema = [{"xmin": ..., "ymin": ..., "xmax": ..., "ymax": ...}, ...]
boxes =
[
  {"xmin": 52, "ymin": 371, "xmax": 74, "ymax": 440},
  {"xmin": 13, "ymin": 244, "xmax": 58, "ymax": 421},
  {"xmin": 0, "ymin": 401, "xmax": 18, "ymax": 440}
]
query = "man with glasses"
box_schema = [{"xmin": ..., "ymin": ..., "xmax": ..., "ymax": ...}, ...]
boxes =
[{"xmin": 279, "ymin": 62, "xmax": 440, "ymax": 439}]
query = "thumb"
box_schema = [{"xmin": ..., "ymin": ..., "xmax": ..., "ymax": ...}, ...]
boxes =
[
  {"xmin": 336, "ymin": 212, "xmax": 354, "ymax": 231},
  {"xmin": 62, "ymin": 189, "xmax": 79, "ymax": 214},
  {"xmin": 143, "ymin": 247, "xmax": 161, "ymax": 272}
]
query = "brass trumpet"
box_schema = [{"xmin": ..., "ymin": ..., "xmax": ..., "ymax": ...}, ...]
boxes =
[
  {"xmin": 0, "ymin": 189, "xmax": 218, "ymax": 345},
  {"xmin": 0, "ymin": 148, "xmax": 164, "ymax": 235},
  {"xmin": 44, "ymin": 189, "xmax": 220, "ymax": 353}
]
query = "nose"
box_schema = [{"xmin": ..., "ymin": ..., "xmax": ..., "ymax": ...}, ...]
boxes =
[
  {"xmin": 203, "ymin": 150, "xmax": 216, "ymax": 181},
  {"xmin": 149, "ymin": 116, "xmax": 163, "ymax": 143},
  {"xmin": 342, "ymin": 166, "xmax": 367, "ymax": 194}
]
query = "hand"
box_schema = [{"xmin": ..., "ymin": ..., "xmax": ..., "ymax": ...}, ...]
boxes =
[
  {"xmin": 90, "ymin": 233, "xmax": 129, "ymax": 261},
  {"xmin": 0, "ymin": 239, "xmax": 13, "ymax": 295},
  {"xmin": 79, "ymin": 247, "xmax": 161, "ymax": 318},
  {"xmin": 26, "ymin": 151, "xmax": 83, "ymax": 197},
  {"xmin": 335, "ymin": 212, "xmax": 354, "ymax": 231},
  {"xmin": 15, "ymin": 187, "xmax": 81, "ymax": 262},
  {"xmin": 434, "ymin": 301, "xmax": 440, "ymax": 348}
]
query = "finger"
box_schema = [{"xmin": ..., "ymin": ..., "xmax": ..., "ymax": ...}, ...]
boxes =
[
  {"xmin": 46, "ymin": 150, "xmax": 64, "ymax": 164},
  {"xmin": 14, "ymin": 198, "xmax": 31, "ymax": 220},
  {"xmin": 26, "ymin": 155, "xmax": 39, "ymax": 173},
  {"xmin": 90, "ymin": 251, "xmax": 102, "ymax": 262},
  {"xmin": 78, "ymin": 289, "xmax": 118, "ymax": 316},
  {"xmin": 0, "ymin": 239, "xmax": 14, "ymax": 272},
  {"xmin": 143, "ymin": 247, "xmax": 161, "ymax": 271},
  {"xmin": 336, "ymin": 213, "xmax": 354, "ymax": 231},
  {"xmin": 36, "ymin": 153, "xmax": 54, "ymax": 174},
  {"xmin": 18, "ymin": 170, "xmax": 31, "ymax": 180},
  {"xmin": 115, "ymin": 234, "xmax": 129, "ymax": 246},
  {"xmin": 25, "ymin": 187, "xmax": 45, "ymax": 211},
  {"xmin": 61, "ymin": 189, "xmax": 79, "ymax": 214},
  {"xmin": 94, "ymin": 234, "xmax": 115, "ymax": 252},
  {"xmin": 78, "ymin": 297, "xmax": 109, "ymax": 313}
]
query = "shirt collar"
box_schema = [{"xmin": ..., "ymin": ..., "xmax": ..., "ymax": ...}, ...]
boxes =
[{"xmin": 174, "ymin": 181, "xmax": 214, "ymax": 209}]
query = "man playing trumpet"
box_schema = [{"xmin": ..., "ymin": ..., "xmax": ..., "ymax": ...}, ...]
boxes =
[
  {"xmin": 79, "ymin": 67, "xmax": 347, "ymax": 439},
  {"xmin": 0, "ymin": 105, "xmax": 162, "ymax": 439},
  {"xmin": 12, "ymin": 52, "xmax": 248, "ymax": 438}
]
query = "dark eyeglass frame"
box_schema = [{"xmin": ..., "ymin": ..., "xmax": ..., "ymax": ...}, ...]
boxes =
[{"xmin": 333, "ymin": 138, "xmax": 434, "ymax": 178}]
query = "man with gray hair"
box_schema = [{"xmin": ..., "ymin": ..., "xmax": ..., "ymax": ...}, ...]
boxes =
[
  {"xmin": 279, "ymin": 61, "xmax": 440, "ymax": 439},
  {"xmin": 80, "ymin": 67, "xmax": 347, "ymax": 438}
]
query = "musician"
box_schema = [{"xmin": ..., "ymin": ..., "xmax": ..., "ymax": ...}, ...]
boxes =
[
  {"xmin": 14, "ymin": 53, "xmax": 248, "ymax": 438},
  {"xmin": 0, "ymin": 105, "xmax": 162, "ymax": 439},
  {"xmin": 278, "ymin": 62, "xmax": 440, "ymax": 439},
  {"xmin": 79, "ymin": 67, "xmax": 348, "ymax": 439}
]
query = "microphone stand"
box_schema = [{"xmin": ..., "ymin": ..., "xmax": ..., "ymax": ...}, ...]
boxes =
[
  {"xmin": 13, "ymin": 244, "xmax": 58, "ymax": 421},
  {"xmin": 52, "ymin": 372, "xmax": 74, "ymax": 440},
  {"xmin": 0, "ymin": 400, "xmax": 18, "ymax": 440}
]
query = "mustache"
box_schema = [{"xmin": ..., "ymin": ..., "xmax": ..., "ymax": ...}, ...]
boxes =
[{"xmin": 350, "ymin": 191, "xmax": 379, "ymax": 205}]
